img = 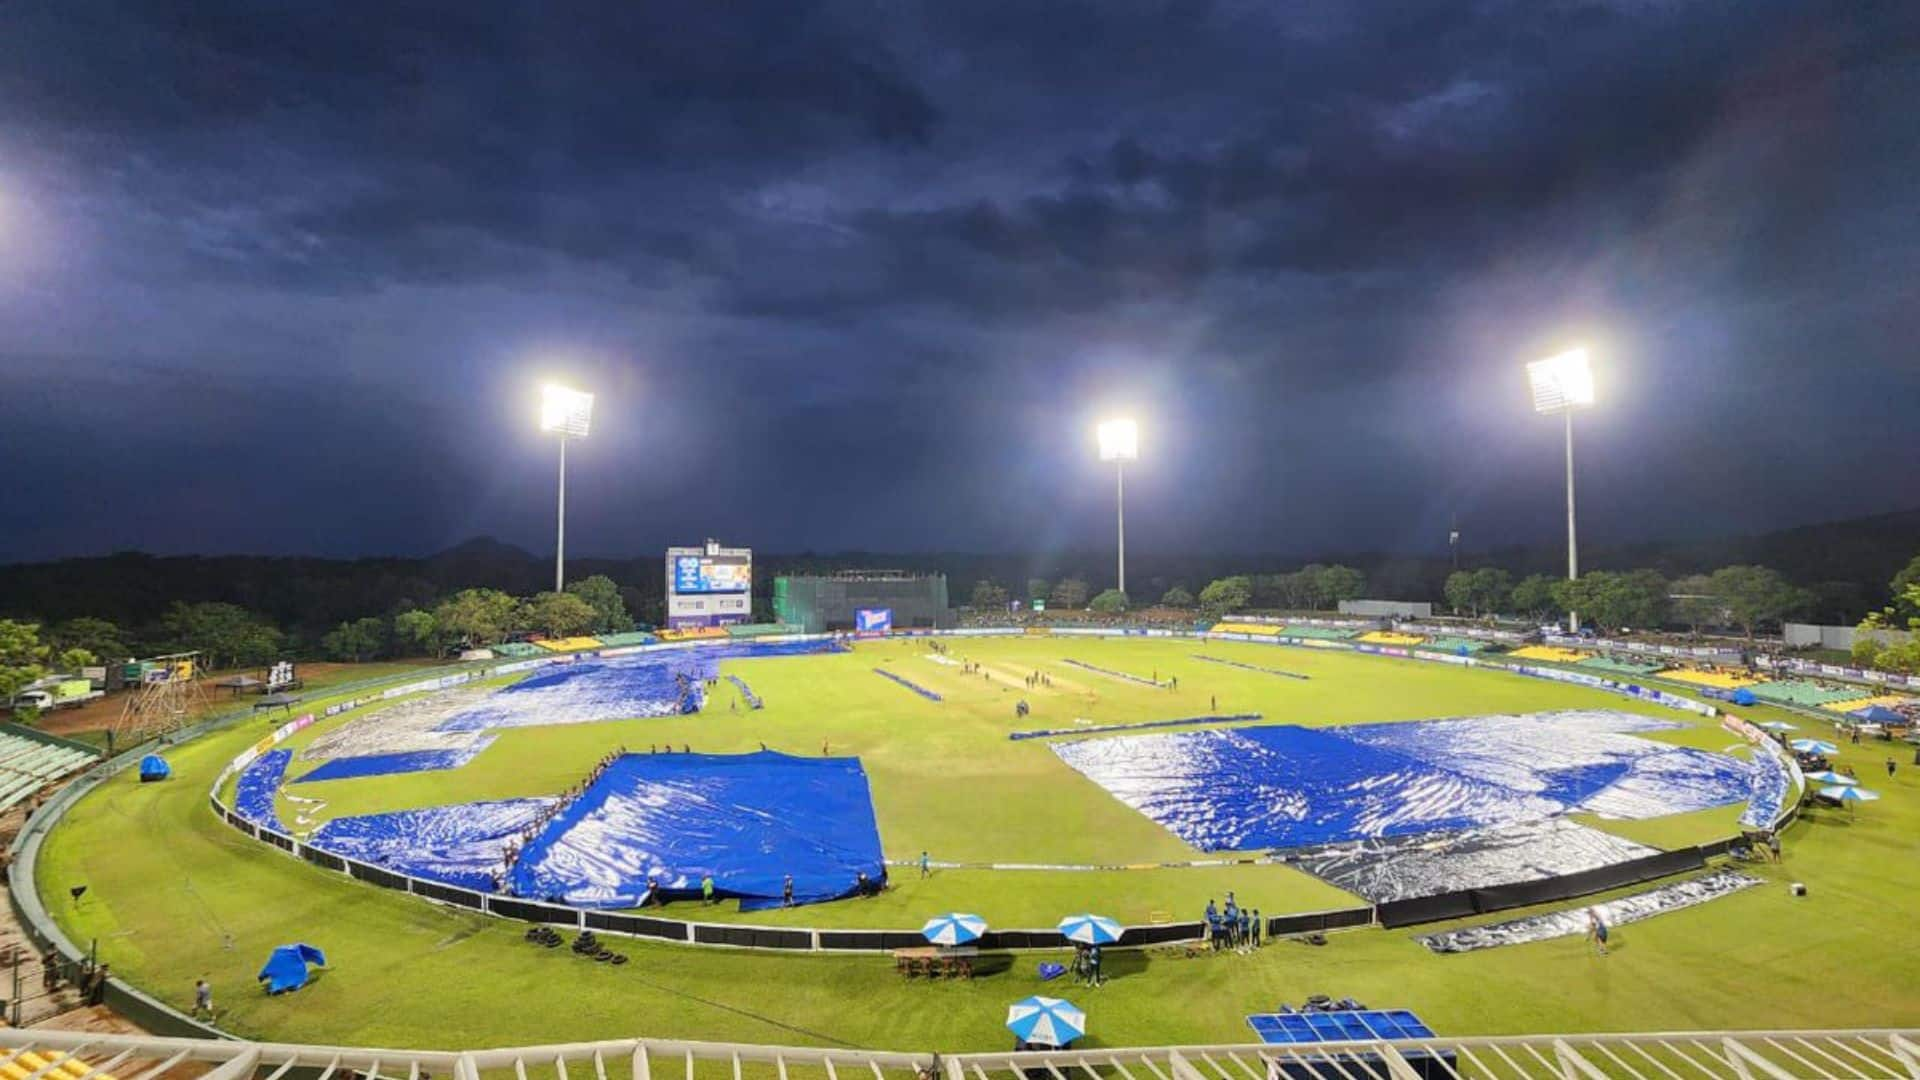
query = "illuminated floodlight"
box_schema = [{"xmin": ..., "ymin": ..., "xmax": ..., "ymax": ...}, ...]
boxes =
[
  {"xmin": 1095, "ymin": 417, "xmax": 1140, "ymax": 600},
  {"xmin": 1526, "ymin": 348, "xmax": 1594, "ymax": 414},
  {"xmin": 538, "ymin": 381, "xmax": 594, "ymax": 593},
  {"xmin": 539, "ymin": 383, "xmax": 595, "ymax": 438},
  {"xmin": 1096, "ymin": 418, "xmax": 1139, "ymax": 462},
  {"xmin": 1524, "ymin": 346, "xmax": 1596, "ymax": 632}
]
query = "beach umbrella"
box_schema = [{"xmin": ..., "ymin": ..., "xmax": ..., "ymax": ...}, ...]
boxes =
[
  {"xmin": 921, "ymin": 913, "xmax": 987, "ymax": 947},
  {"xmin": 1057, "ymin": 913, "xmax": 1124, "ymax": 945},
  {"xmin": 1790, "ymin": 739, "xmax": 1838, "ymax": 755},
  {"xmin": 1822, "ymin": 785, "xmax": 1880, "ymax": 805},
  {"xmin": 1803, "ymin": 770, "xmax": 1856, "ymax": 786},
  {"xmin": 1006, "ymin": 996, "xmax": 1086, "ymax": 1047},
  {"xmin": 1757, "ymin": 720, "xmax": 1796, "ymax": 732}
]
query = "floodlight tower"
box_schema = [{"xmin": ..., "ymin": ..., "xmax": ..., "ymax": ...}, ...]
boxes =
[
  {"xmin": 1525, "ymin": 348, "xmax": 1595, "ymax": 632},
  {"xmin": 539, "ymin": 383, "xmax": 595, "ymax": 593},
  {"xmin": 1096, "ymin": 418, "xmax": 1139, "ymax": 600}
]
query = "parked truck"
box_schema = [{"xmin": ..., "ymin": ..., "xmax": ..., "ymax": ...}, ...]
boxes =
[{"xmin": 9, "ymin": 677, "xmax": 104, "ymax": 712}]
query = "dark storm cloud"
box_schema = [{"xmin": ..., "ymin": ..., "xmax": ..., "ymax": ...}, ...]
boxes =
[{"xmin": 1, "ymin": 0, "xmax": 1916, "ymax": 562}]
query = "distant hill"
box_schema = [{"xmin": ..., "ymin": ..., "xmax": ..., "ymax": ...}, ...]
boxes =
[{"xmin": 1, "ymin": 509, "xmax": 1913, "ymax": 638}]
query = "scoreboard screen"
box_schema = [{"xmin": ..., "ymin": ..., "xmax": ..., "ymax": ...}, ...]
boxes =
[
  {"xmin": 855, "ymin": 608, "xmax": 893, "ymax": 633},
  {"xmin": 671, "ymin": 554, "xmax": 752, "ymax": 594}
]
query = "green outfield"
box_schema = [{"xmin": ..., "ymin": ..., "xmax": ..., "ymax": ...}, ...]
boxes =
[{"xmin": 35, "ymin": 637, "xmax": 1920, "ymax": 1050}]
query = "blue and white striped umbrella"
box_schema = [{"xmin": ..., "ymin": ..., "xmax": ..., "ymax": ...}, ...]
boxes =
[
  {"xmin": 921, "ymin": 912, "xmax": 987, "ymax": 946},
  {"xmin": 1007, "ymin": 996, "xmax": 1086, "ymax": 1047},
  {"xmin": 1057, "ymin": 913, "xmax": 1124, "ymax": 945},
  {"xmin": 1790, "ymin": 739, "xmax": 1838, "ymax": 755},
  {"xmin": 1803, "ymin": 770, "xmax": 1855, "ymax": 786},
  {"xmin": 1822, "ymin": 785, "xmax": 1879, "ymax": 804},
  {"xmin": 1757, "ymin": 720, "xmax": 1796, "ymax": 732}
]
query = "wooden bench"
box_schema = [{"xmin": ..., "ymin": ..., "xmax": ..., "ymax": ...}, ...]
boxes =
[{"xmin": 893, "ymin": 945, "xmax": 976, "ymax": 979}]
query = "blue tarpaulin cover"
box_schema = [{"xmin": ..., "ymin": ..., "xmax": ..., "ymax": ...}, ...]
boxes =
[
  {"xmin": 138, "ymin": 754, "xmax": 170, "ymax": 782},
  {"xmin": 294, "ymin": 737, "xmax": 496, "ymax": 783},
  {"xmin": 234, "ymin": 750, "xmax": 292, "ymax": 832},
  {"xmin": 257, "ymin": 943, "xmax": 326, "ymax": 994},
  {"xmin": 1739, "ymin": 743, "xmax": 1792, "ymax": 829},
  {"xmin": 1853, "ymin": 705, "xmax": 1904, "ymax": 724},
  {"xmin": 1731, "ymin": 687, "xmax": 1757, "ymax": 706},
  {"xmin": 503, "ymin": 750, "xmax": 885, "ymax": 910},
  {"xmin": 311, "ymin": 797, "xmax": 558, "ymax": 891},
  {"xmin": 1052, "ymin": 710, "xmax": 1752, "ymax": 851},
  {"xmin": 435, "ymin": 640, "xmax": 842, "ymax": 732}
]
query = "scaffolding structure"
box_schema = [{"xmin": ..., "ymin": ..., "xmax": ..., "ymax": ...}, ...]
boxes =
[{"xmin": 111, "ymin": 651, "xmax": 209, "ymax": 745}]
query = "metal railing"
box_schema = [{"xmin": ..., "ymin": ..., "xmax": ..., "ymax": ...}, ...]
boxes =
[{"xmin": 3, "ymin": 1027, "xmax": 1919, "ymax": 1080}]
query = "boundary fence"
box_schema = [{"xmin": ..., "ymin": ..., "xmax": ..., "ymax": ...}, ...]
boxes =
[
  {"xmin": 6, "ymin": 1023, "xmax": 1920, "ymax": 1080},
  {"xmin": 200, "ymin": 627, "xmax": 1793, "ymax": 956}
]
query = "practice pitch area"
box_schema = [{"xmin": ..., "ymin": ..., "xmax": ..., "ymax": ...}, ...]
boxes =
[{"xmin": 29, "ymin": 633, "xmax": 1920, "ymax": 1051}]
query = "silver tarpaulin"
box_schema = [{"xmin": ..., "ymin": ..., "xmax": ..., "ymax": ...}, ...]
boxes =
[
  {"xmin": 1418, "ymin": 868, "xmax": 1761, "ymax": 953},
  {"xmin": 1285, "ymin": 818, "xmax": 1660, "ymax": 903}
]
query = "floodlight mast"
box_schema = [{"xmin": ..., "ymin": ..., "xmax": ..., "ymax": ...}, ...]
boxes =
[
  {"xmin": 539, "ymin": 384, "xmax": 595, "ymax": 593},
  {"xmin": 1525, "ymin": 348, "xmax": 1594, "ymax": 632},
  {"xmin": 1097, "ymin": 419, "xmax": 1139, "ymax": 601}
]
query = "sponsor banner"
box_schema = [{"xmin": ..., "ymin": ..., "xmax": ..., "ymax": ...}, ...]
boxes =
[
  {"xmin": 1353, "ymin": 644, "xmax": 1412, "ymax": 659},
  {"xmin": 1292, "ymin": 637, "xmax": 1353, "ymax": 650},
  {"xmin": 1756, "ymin": 653, "xmax": 1920, "ymax": 689},
  {"xmin": 1509, "ymin": 664, "xmax": 1718, "ymax": 717},
  {"xmin": 1546, "ymin": 634, "xmax": 1741, "ymax": 663},
  {"xmin": 1408, "ymin": 650, "xmax": 1476, "ymax": 667},
  {"xmin": 1398, "ymin": 623, "xmax": 1526, "ymax": 643}
]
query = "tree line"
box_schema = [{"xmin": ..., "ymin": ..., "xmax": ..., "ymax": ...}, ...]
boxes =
[
  {"xmin": 1437, "ymin": 564, "xmax": 1812, "ymax": 638},
  {"xmin": 0, "ymin": 574, "xmax": 639, "ymax": 703},
  {"xmin": 960, "ymin": 557, "xmax": 1893, "ymax": 650},
  {"xmin": 1851, "ymin": 554, "xmax": 1920, "ymax": 675},
  {"xmin": 966, "ymin": 564, "xmax": 1371, "ymax": 617}
]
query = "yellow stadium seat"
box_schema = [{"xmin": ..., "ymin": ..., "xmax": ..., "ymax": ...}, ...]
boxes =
[
  {"xmin": 1357, "ymin": 631, "xmax": 1425, "ymax": 646},
  {"xmin": 1509, "ymin": 645, "xmax": 1593, "ymax": 664},
  {"xmin": 1825, "ymin": 694, "xmax": 1914, "ymax": 715},
  {"xmin": 535, "ymin": 636, "xmax": 604, "ymax": 652},
  {"xmin": 7, "ymin": 1052, "xmax": 120, "ymax": 1080},
  {"xmin": 1656, "ymin": 668, "xmax": 1763, "ymax": 690}
]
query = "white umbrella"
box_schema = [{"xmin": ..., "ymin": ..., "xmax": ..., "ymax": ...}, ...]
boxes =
[
  {"xmin": 1790, "ymin": 739, "xmax": 1838, "ymax": 755},
  {"xmin": 1007, "ymin": 996, "xmax": 1086, "ymax": 1047},
  {"xmin": 1057, "ymin": 913, "xmax": 1124, "ymax": 945},
  {"xmin": 921, "ymin": 913, "xmax": 987, "ymax": 947},
  {"xmin": 1822, "ymin": 785, "xmax": 1879, "ymax": 804},
  {"xmin": 1803, "ymin": 770, "xmax": 1855, "ymax": 786}
]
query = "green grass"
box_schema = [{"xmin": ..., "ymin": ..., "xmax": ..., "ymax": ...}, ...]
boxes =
[{"xmin": 35, "ymin": 641, "xmax": 1920, "ymax": 1050}]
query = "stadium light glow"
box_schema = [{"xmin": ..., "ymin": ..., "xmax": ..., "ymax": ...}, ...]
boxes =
[
  {"xmin": 539, "ymin": 383, "xmax": 595, "ymax": 438},
  {"xmin": 1526, "ymin": 347, "xmax": 1594, "ymax": 414},
  {"xmin": 539, "ymin": 383, "xmax": 595, "ymax": 592},
  {"xmin": 1524, "ymin": 348, "xmax": 1595, "ymax": 631},
  {"xmin": 1096, "ymin": 418, "xmax": 1138, "ymax": 603},
  {"xmin": 1096, "ymin": 418, "xmax": 1139, "ymax": 462}
]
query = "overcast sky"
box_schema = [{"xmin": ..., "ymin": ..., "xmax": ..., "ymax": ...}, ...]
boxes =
[{"xmin": 2, "ymin": 1, "xmax": 1916, "ymax": 563}]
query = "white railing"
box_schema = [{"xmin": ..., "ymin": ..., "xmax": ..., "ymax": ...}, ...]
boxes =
[{"xmin": 4, "ymin": 1027, "xmax": 1919, "ymax": 1080}]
